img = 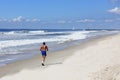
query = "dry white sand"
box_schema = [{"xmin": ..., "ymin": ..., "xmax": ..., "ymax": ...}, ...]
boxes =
[{"xmin": 1, "ymin": 34, "xmax": 120, "ymax": 80}]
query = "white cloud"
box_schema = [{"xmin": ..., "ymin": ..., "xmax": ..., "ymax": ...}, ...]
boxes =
[
  {"xmin": 31, "ymin": 19, "xmax": 40, "ymax": 22},
  {"xmin": 0, "ymin": 16, "xmax": 42, "ymax": 23},
  {"xmin": 0, "ymin": 19, "xmax": 2, "ymax": 22},
  {"xmin": 68, "ymin": 21, "xmax": 72, "ymax": 23},
  {"xmin": 26, "ymin": 18, "xmax": 41, "ymax": 22},
  {"xmin": 110, "ymin": 0, "xmax": 120, "ymax": 3},
  {"xmin": 104, "ymin": 18, "xmax": 120, "ymax": 22},
  {"xmin": 76, "ymin": 19, "xmax": 95, "ymax": 23},
  {"xmin": 12, "ymin": 16, "xmax": 24, "ymax": 22},
  {"xmin": 57, "ymin": 20, "xmax": 66, "ymax": 24},
  {"xmin": 11, "ymin": 16, "xmax": 41, "ymax": 22},
  {"xmin": 26, "ymin": 19, "xmax": 31, "ymax": 22},
  {"xmin": 104, "ymin": 19, "xmax": 113, "ymax": 22},
  {"xmin": 116, "ymin": 18, "xmax": 120, "ymax": 20},
  {"xmin": 108, "ymin": 7, "xmax": 120, "ymax": 14},
  {"xmin": 0, "ymin": 18, "xmax": 8, "ymax": 22}
]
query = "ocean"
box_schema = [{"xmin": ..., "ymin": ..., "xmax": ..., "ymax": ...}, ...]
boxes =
[{"xmin": 0, "ymin": 29, "xmax": 119, "ymax": 66}]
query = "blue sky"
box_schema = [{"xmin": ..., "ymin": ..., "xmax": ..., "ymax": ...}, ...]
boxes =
[{"xmin": 0, "ymin": 0, "xmax": 120, "ymax": 29}]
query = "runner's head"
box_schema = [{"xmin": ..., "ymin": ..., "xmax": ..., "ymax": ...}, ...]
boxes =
[{"xmin": 43, "ymin": 42, "xmax": 46, "ymax": 45}]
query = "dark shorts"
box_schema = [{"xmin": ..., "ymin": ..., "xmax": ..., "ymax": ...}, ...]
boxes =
[{"xmin": 41, "ymin": 51, "xmax": 47, "ymax": 56}]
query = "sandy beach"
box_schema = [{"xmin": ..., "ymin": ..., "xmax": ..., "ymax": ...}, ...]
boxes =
[{"xmin": 0, "ymin": 33, "xmax": 120, "ymax": 80}]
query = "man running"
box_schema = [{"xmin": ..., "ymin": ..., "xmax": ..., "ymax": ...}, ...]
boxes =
[{"xmin": 40, "ymin": 42, "xmax": 48, "ymax": 66}]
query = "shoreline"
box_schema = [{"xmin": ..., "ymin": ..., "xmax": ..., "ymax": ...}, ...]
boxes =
[
  {"xmin": 0, "ymin": 30, "xmax": 118, "ymax": 67},
  {"xmin": 0, "ymin": 33, "xmax": 120, "ymax": 80}
]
